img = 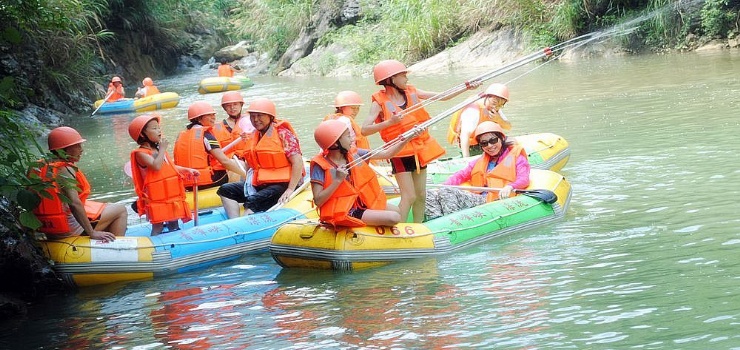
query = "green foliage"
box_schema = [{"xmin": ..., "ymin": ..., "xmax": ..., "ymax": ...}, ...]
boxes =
[
  {"xmin": 0, "ymin": 111, "xmax": 47, "ymax": 233},
  {"xmin": 229, "ymin": 0, "xmax": 314, "ymax": 60},
  {"xmin": 700, "ymin": 0, "xmax": 736, "ymax": 38}
]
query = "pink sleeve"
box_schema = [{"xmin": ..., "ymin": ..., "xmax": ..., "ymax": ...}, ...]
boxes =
[
  {"xmin": 508, "ymin": 154, "xmax": 531, "ymax": 189},
  {"xmin": 443, "ymin": 158, "xmax": 478, "ymax": 185}
]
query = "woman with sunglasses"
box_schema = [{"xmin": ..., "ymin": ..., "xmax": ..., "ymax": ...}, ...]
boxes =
[{"xmin": 445, "ymin": 121, "xmax": 530, "ymax": 199}]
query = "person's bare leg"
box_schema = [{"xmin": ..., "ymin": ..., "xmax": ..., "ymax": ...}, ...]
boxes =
[
  {"xmin": 220, "ymin": 196, "xmax": 241, "ymax": 219},
  {"xmin": 394, "ymin": 172, "xmax": 416, "ymax": 223},
  {"xmin": 96, "ymin": 203, "xmax": 128, "ymax": 236},
  {"xmin": 411, "ymin": 169, "xmax": 428, "ymax": 223}
]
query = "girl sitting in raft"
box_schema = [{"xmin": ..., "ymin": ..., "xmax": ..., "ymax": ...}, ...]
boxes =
[
  {"xmin": 425, "ymin": 121, "xmax": 530, "ymax": 220},
  {"xmin": 129, "ymin": 114, "xmax": 200, "ymax": 235},
  {"xmin": 310, "ymin": 119, "xmax": 419, "ymax": 227}
]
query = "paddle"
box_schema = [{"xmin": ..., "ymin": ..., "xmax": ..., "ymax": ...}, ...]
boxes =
[
  {"xmin": 267, "ymin": 180, "xmax": 310, "ymax": 211},
  {"xmin": 428, "ymin": 184, "xmax": 558, "ymax": 204},
  {"xmin": 91, "ymin": 90, "xmax": 114, "ymax": 116}
]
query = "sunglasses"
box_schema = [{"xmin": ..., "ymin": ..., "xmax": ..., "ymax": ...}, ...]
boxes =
[{"xmin": 478, "ymin": 136, "xmax": 500, "ymax": 147}]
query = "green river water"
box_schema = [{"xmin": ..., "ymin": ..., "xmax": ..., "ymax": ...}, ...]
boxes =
[{"xmin": 2, "ymin": 49, "xmax": 739, "ymax": 349}]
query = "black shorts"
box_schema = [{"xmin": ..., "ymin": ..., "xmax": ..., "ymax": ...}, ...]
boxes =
[
  {"xmin": 186, "ymin": 170, "xmax": 228, "ymax": 191},
  {"xmin": 217, "ymin": 181, "xmax": 289, "ymax": 213},
  {"xmin": 348, "ymin": 207, "xmax": 366, "ymax": 220},
  {"xmin": 389, "ymin": 155, "xmax": 427, "ymax": 174}
]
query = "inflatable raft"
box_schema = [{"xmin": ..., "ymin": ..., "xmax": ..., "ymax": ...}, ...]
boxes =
[
  {"xmin": 198, "ymin": 76, "xmax": 254, "ymax": 94},
  {"xmin": 183, "ymin": 133, "xmax": 569, "ymax": 210},
  {"xmin": 269, "ymin": 169, "xmax": 571, "ymax": 270},
  {"xmin": 38, "ymin": 206, "xmax": 312, "ymax": 287},
  {"xmin": 92, "ymin": 92, "xmax": 181, "ymax": 115},
  {"xmin": 426, "ymin": 132, "xmax": 569, "ymax": 183}
]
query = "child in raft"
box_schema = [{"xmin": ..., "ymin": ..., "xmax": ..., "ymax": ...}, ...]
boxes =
[
  {"xmin": 310, "ymin": 119, "xmax": 419, "ymax": 227},
  {"xmin": 128, "ymin": 114, "xmax": 200, "ymax": 235}
]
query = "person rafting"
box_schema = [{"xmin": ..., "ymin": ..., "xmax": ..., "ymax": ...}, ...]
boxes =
[
  {"xmin": 217, "ymin": 59, "xmax": 241, "ymax": 77},
  {"xmin": 361, "ymin": 59, "xmax": 479, "ymax": 223},
  {"xmin": 323, "ymin": 90, "xmax": 370, "ymax": 149},
  {"xmin": 217, "ymin": 98, "xmax": 304, "ymax": 218},
  {"xmin": 135, "ymin": 77, "xmax": 161, "ymax": 99},
  {"xmin": 128, "ymin": 114, "xmax": 199, "ymax": 235},
  {"xmin": 212, "ymin": 91, "xmax": 249, "ymax": 163},
  {"xmin": 30, "ymin": 126, "xmax": 127, "ymax": 242},
  {"xmin": 447, "ymin": 83, "xmax": 512, "ymax": 157},
  {"xmin": 106, "ymin": 76, "xmax": 125, "ymax": 102},
  {"xmin": 310, "ymin": 119, "xmax": 419, "ymax": 227},
  {"xmin": 173, "ymin": 101, "xmax": 246, "ymax": 191},
  {"xmin": 426, "ymin": 121, "xmax": 530, "ymax": 220}
]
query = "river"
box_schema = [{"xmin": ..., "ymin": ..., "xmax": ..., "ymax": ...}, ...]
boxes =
[{"xmin": 3, "ymin": 49, "xmax": 740, "ymax": 349}]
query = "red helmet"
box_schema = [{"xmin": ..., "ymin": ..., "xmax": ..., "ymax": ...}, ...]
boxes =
[
  {"xmin": 483, "ymin": 83, "xmax": 509, "ymax": 101},
  {"xmin": 246, "ymin": 98, "xmax": 277, "ymax": 118},
  {"xmin": 314, "ymin": 120, "xmax": 349, "ymax": 150},
  {"xmin": 334, "ymin": 91, "xmax": 363, "ymax": 107},
  {"xmin": 221, "ymin": 91, "xmax": 245, "ymax": 106},
  {"xmin": 48, "ymin": 126, "xmax": 86, "ymax": 151},
  {"xmin": 373, "ymin": 60, "xmax": 407, "ymax": 84},
  {"xmin": 474, "ymin": 121, "xmax": 505, "ymax": 139},
  {"xmin": 111, "ymin": 76, "xmax": 122, "ymax": 83},
  {"xmin": 142, "ymin": 77, "xmax": 154, "ymax": 86},
  {"xmin": 187, "ymin": 101, "xmax": 216, "ymax": 120},
  {"xmin": 128, "ymin": 114, "xmax": 160, "ymax": 142}
]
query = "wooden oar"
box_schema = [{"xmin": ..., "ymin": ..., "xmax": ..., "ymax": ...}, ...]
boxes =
[
  {"xmin": 91, "ymin": 90, "xmax": 114, "ymax": 116},
  {"xmin": 428, "ymin": 184, "xmax": 558, "ymax": 204}
]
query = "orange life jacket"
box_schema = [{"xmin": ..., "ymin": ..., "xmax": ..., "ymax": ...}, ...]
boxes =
[
  {"xmin": 470, "ymin": 144, "xmax": 527, "ymax": 202},
  {"xmin": 447, "ymin": 101, "xmax": 496, "ymax": 145},
  {"xmin": 243, "ymin": 120, "xmax": 302, "ymax": 186},
  {"xmin": 141, "ymin": 85, "xmax": 160, "ymax": 97},
  {"xmin": 106, "ymin": 84, "xmax": 125, "ymax": 102},
  {"xmin": 211, "ymin": 119, "xmax": 247, "ymax": 161},
  {"xmin": 173, "ymin": 126, "xmax": 214, "ymax": 187},
  {"xmin": 323, "ymin": 113, "xmax": 370, "ymax": 149},
  {"xmin": 131, "ymin": 148, "xmax": 192, "ymax": 224},
  {"xmin": 372, "ymin": 85, "xmax": 445, "ymax": 167},
  {"xmin": 217, "ymin": 64, "xmax": 234, "ymax": 77},
  {"xmin": 30, "ymin": 161, "xmax": 105, "ymax": 235},
  {"xmin": 311, "ymin": 151, "xmax": 387, "ymax": 227}
]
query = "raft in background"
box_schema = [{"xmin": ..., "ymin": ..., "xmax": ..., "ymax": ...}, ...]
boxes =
[
  {"xmin": 38, "ymin": 205, "xmax": 312, "ymax": 288},
  {"xmin": 198, "ymin": 76, "xmax": 254, "ymax": 94},
  {"xmin": 270, "ymin": 168, "xmax": 572, "ymax": 271},
  {"xmin": 91, "ymin": 92, "xmax": 181, "ymax": 115}
]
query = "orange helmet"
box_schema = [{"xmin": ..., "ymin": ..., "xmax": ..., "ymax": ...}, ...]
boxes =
[
  {"xmin": 187, "ymin": 101, "xmax": 216, "ymax": 120},
  {"xmin": 314, "ymin": 120, "xmax": 349, "ymax": 150},
  {"xmin": 111, "ymin": 76, "xmax": 122, "ymax": 83},
  {"xmin": 474, "ymin": 121, "xmax": 505, "ymax": 139},
  {"xmin": 48, "ymin": 126, "xmax": 86, "ymax": 151},
  {"xmin": 221, "ymin": 91, "xmax": 244, "ymax": 106},
  {"xmin": 334, "ymin": 91, "xmax": 363, "ymax": 107},
  {"xmin": 142, "ymin": 77, "xmax": 153, "ymax": 86},
  {"xmin": 373, "ymin": 60, "xmax": 407, "ymax": 84},
  {"xmin": 246, "ymin": 97, "xmax": 277, "ymax": 118},
  {"xmin": 483, "ymin": 83, "xmax": 509, "ymax": 101},
  {"xmin": 128, "ymin": 114, "xmax": 160, "ymax": 142}
]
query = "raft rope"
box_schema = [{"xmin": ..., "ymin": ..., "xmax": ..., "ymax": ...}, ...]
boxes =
[
  {"xmin": 46, "ymin": 208, "xmax": 315, "ymax": 252},
  {"xmin": 280, "ymin": 197, "xmax": 551, "ymax": 239},
  {"xmin": 344, "ymin": 27, "xmax": 637, "ymax": 172}
]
